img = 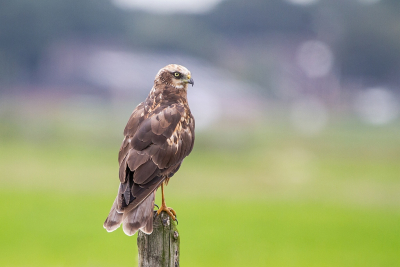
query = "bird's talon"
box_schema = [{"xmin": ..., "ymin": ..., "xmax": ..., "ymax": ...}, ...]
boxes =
[
  {"xmin": 154, "ymin": 204, "xmax": 159, "ymax": 209},
  {"xmin": 157, "ymin": 204, "xmax": 178, "ymax": 222},
  {"xmin": 169, "ymin": 208, "xmax": 176, "ymax": 216}
]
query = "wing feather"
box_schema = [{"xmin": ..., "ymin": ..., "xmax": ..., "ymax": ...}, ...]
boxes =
[
  {"xmin": 133, "ymin": 160, "xmax": 160, "ymax": 184},
  {"xmin": 127, "ymin": 150, "xmax": 150, "ymax": 171},
  {"xmin": 115, "ymin": 103, "xmax": 194, "ymax": 215},
  {"xmin": 124, "ymin": 103, "xmax": 145, "ymax": 135},
  {"xmin": 160, "ymin": 143, "xmax": 174, "ymax": 169},
  {"xmin": 119, "ymin": 154, "xmax": 128, "ymax": 183}
]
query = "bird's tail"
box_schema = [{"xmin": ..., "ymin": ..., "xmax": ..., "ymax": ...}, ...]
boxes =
[
  {"xmin": 103, "ymin": 196, "xmax": 123, "ymax": 232},
  {"xmin": 103, "ymin": 191, "xmax": 155, "ymax": 236}
]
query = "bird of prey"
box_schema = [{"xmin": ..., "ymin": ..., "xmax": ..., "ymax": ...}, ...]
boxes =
[{"xmin": 103, "ymin": 64, "xmax": 195, "ymax": 236}]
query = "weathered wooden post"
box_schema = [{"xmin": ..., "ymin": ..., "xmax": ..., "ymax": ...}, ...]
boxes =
[{"xmin": 137, "ymin": 211, "xmax": 180, "ymax": 267}]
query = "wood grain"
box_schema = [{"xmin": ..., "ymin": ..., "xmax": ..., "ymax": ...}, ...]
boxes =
[{"xmin": 137, "ymin": 211, "xmax": 180, "ymax": 267}]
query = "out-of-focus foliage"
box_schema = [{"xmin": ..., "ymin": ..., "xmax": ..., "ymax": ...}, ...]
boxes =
[
  {"xmin": 2, "ymin": 0, "xmax": 400, "ymax": 90},
  {"xmin": 1, "ymin": 121, "xmax": 400, "ymax": 266},
  {"xmin": 0, "ymin": 0, "xmax": 125, "ymax": 83}
]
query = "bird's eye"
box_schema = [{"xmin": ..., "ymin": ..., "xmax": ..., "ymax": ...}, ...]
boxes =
[{"xmin": 174, "ymin": 72, "xmax": 180, "ymax": 77}]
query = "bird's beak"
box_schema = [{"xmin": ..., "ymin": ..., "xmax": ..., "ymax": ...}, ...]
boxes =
[
  {"xmin": 184, "ymin": 75, "xmax": 194, "ymax": 87},
  {"xmin": 188, "ymin": 78, "xmax": 194, "ymax": 87}
]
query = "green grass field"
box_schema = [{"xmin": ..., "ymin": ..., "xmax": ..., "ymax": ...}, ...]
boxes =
[{"xmin": 0, "ymin": 122, "xmax": 399, "ymax": 266}]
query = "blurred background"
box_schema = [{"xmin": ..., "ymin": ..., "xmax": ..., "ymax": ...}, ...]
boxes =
[{"xmin": 1, "ymin": 0, "xmax": 400, "ymax": 266}]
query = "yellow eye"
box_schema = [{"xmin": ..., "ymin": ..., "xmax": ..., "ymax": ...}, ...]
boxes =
[{"xmin": 174, "ymin": 72, "xmax": 180, "ymax": 77}]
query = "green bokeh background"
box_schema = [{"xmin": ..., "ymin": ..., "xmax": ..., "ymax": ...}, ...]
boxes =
[
  {"xmin": 1, "ymin": 122, "xmax": 399, "ymax": 266},
  {"xmin": 1, "ymin": 0, "xmax": 400, "ymax": 266}
]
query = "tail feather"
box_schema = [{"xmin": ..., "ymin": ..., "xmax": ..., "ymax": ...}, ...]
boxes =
[
  {"xmin": 122, "ymin": 191, "xmax": 155, "ymax": 236},
  {"xmin": 103, "ymin": 197, "xmax": 123, "ymax": 232},
  {"xmin": 142, "ymin": 211, "xmax": 154, "ymax": 234}
]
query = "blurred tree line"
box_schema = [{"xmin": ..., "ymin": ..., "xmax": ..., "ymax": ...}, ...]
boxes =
[{"xmin": 1, "ymin": 0, "xmax": 400, "ymax": 91}]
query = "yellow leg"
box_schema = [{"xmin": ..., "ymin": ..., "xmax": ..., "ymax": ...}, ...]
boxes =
[{"xmin": 156, "ymin": 182, "xmax": 177, "ymax": 220}]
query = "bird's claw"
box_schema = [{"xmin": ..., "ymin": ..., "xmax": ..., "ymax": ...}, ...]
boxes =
[
  {"xmin": 157, "ymin": 205, "xmax": 177, "ymax": 221},
  {"xmin": 154, "ymin": 204, "xmax": 159, "ymax": 209}
]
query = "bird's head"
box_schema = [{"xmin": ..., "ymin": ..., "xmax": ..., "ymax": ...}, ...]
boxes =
[{"xmin": 155, "ymin": 64, "xmax": 194, "ymax": 89}]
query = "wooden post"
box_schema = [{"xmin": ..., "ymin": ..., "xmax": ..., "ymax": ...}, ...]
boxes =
[{"xmin": 137, "ymin": 211, "xmax": 180, "ymax": 267}]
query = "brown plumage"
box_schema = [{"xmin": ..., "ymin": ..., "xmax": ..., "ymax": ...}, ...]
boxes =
[{"xmin": 104, "ymin": 64, "xmax": 195, "ymax": 236}]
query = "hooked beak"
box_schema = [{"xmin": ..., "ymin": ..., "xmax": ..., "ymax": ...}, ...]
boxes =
[
  {"xmin": 188, "ymin": 78, "xmax": 194, "ymax": 87},
  {"xmin": 185, "ymin": 75, "xmax": 194, "ymax": 87}
]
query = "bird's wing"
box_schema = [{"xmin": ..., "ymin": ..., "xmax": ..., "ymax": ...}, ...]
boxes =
[{"xmin": 115, "ymin": 103, "xmax": 194, "ymax": 213}]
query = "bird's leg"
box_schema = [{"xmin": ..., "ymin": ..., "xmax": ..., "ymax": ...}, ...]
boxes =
[{"xmin": 157, "ymin": 182, "xmax": 177, "ymax": 221}]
